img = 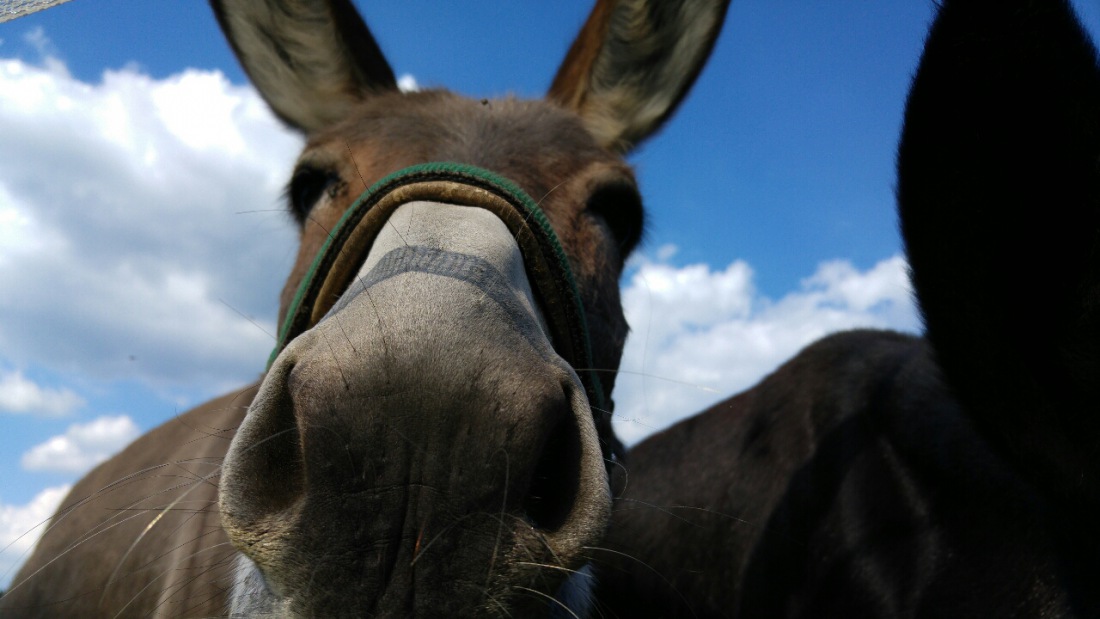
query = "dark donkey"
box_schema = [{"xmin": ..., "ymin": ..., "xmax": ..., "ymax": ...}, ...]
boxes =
[
  {"xmin": 0, "ymin": 0, "xmax": 729, "ymax": 617},
  {"xmin": 594, "ymin": 0, "xmax": 1100, "ymax": 617}
]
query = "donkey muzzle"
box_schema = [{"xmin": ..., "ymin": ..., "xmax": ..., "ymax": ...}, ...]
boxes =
[{"xmin": 221, "ymin": 169, "xmax": 611, "ymax": 617}]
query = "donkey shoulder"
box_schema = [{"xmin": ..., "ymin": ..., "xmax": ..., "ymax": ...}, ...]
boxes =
[
  {"xmin": 596, "ymin": 329, "xmax": 1068, "ymax": 617},
  {"xmin": 2, "ymin": 386, "xmax": 257, "ymax": 618}
]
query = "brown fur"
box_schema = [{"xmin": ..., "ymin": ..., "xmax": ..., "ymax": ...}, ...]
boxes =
[
  {"xmin": 592, "ymin": 0, "xmax": 1100, "ymax": 616},
  {"xmin": 210, "ymin": 0, "xmax": 396, "ymax": 131},
  {"xmin": 1, "ymin": 0, "xmax": 729, "ymax": 616},
  {"xmin": 548, "ymin": 0, "xmax": 732, "ymax": 153},
  {"xmin": 1, "ymin": 387, "xmax": 256, "ymax": 617}
]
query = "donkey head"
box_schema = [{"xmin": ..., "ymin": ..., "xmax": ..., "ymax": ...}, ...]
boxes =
[{"xmin": 210, "ymin": 0, "xmax": 727, "ymax": 616}]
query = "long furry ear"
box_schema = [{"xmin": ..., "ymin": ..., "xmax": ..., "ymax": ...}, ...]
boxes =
[
  {"xmin": 897, "ymin": 0, "xmax": 1100, "ymax": 504},
  {"xmin": 548, "ymin": 0, "xmax": 730, "ymax": 154},
  {"xmin": 211, "ymin": 0, "xmax": 397, "ymax": 133}
]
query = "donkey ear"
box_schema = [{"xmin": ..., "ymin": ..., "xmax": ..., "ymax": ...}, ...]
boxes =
[
  {"xmin": 210, "ymin": 0, "xmax": 397, "ymax": 133},
  {"xmin": 897, "ymin": 0, "xmax": 1100, "ymax": 498},
  {"xmin": 548, "ymin": 0, "xmax": 731, "ymax": 154}
]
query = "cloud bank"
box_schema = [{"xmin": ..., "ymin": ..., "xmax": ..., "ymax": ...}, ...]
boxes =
[
  {"xmin": 0, "ymin": 485, "xmax": 69, "ymax": 590},
  {"xmin": 0, "ymin": 54, "xmax": 301, "ymax": 393},
  {"xmin": 612, "ymin": 249, "xmax": 920, "ymax": 444},
  {"xmin": 0, "ymin": 371, "xmax": 83, "ymax": 416},
  {"xmin": 21, "ymin": 415, "xmax": 141, "ymax": 473},
  {"xmin": 1, "ymin": 49, "xmax": 301, "ymax": 589}
]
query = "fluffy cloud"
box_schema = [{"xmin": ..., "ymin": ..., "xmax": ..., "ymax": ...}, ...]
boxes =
[
  {"xmin": 0, "ymin": 370, "xmax": 83, "ymax": 416},
  {"xmin": 612, "ymin": 250, "xmax": 920, "ymax": 445},
  {"xmin": 0, "ymin": 54, "xmax": 301, "ymax": 393},
  {"xmin": 397, "ymin": 73, "xmax": 420, "ymax": 92},
  {"xmin": 0, "ymin": 485, "xmax": 69, "ymax": 590},
  {"xmin": 21, "ymin": 415, "xmax": 141, "ymax": 474}
]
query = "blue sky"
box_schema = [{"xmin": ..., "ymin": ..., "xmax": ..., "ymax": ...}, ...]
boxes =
[
  {"xmin": 1, "ymin": 0, "xmax": 1098, "ymax": 587},
  {"xmin": 16, "ymin": 1, "xmax": 934, "ymax": 291}
]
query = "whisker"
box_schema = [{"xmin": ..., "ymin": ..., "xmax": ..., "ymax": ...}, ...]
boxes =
[
  {"xmin": 5, "ymin": 499, "xmax": 185, "ymax": 600},
  {"xmin": 84, "ymin": 430, "xmax": 300, "ymax": 605},
  {"xmin": 233, "ymin": 209, "xmax": 287, "ymax": 215},
  {"xmin": 515, "ymin": 585, "xmax": 582, "ymax": 619},
  {"xmin": 121, "ymin": 537, "xmax": 238, "ymax": 619},
  {"xmin": 581, "ymin": 546, "xmax": 700, "ymax": 619},
  {"xmin": 1, "ymin": 461, "xmax": 216, "ymax": 591},
  {"xmin": 575, "ymin": 367, "xmax": 721, "ymax": 394},
  {"xmin": 535, "ymin": 180, "xmax": 569, "ymax": 208},
  {"xmin": 485, "ymin": 448, "xmax": 510, "ymax": 585},
  {"xmin": 100, "ymin": 471, "xmax": 223, "ymax": 606},
  {"xmin": 409, "ymin": 511, "xmax": 482, "ymax": 567},
  {"xmin": 316, "ymin": 319, "xmax": 353, "ymax": 391},
  {"xmin": 513, "ymin": 561, "xmax": 594, "ymax": 579},
  {"xmin": 345, "ymin": 139, "xmax": 409, "ymax": 249},
  {"xmin": 218, "ymin": 299, "xmax": 275, "ymax": 341}
]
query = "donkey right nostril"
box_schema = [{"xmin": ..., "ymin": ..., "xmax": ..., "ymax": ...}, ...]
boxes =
[{"xmin": 222, "ymin": 358, "xmax": 304, "ymax": 523}]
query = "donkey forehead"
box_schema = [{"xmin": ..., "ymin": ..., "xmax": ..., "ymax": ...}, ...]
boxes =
[{"xmin": 304, "ymin": 90, "xmax": 628, "ymax": 191}]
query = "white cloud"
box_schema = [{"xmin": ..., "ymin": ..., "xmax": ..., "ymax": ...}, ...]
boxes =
[
  {"xmin": 17, "ymin": 26, "xmax": 65, "ymax": 75},
  {"xmin": 0, "ymin": 484, "xmax": 69, "ymax": 590},
  {"xmin": 397, "ymin": 73, "xmax": 419, "ymax": 92},
  {"xmin": 21, "ymin": 27, "xmax": 50, "ymax": 56},
  {"xmin": 21, "ymin": 415, "xmax": 141, "ymax": 474},
  {"xmin": 0, "ymin": 187, "xmax": 43, "ymax": 261},
  {"xmin": 612, "ymin": 252, "xmax": 920, "ymax": 445},
  {"xmin": 0, "ymin": 371, "xmax": 83, "ymax": 416},
  {"xmin": 0, "ymin": 54, "xmax": 301, "ymax": 392}
]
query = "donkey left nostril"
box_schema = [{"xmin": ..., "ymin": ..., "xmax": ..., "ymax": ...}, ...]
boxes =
[{"xmin": 523, "ymin": 411, "xmax": 583, "ymax": 532}]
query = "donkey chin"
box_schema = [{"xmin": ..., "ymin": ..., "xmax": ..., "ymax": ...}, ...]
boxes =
[{"xmin": 220, "ymin": 201, "xmax": 611, "ymax": 618}]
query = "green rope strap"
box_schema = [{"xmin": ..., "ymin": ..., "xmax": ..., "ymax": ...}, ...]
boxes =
[{"xmin": 269, "ymin": 162, "xmax": 608, "ymax": 418}]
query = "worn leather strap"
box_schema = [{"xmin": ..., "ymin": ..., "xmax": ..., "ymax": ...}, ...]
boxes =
[{"xmin": 269, "ymin": 162, "xmax": 613, "ymax": 456}]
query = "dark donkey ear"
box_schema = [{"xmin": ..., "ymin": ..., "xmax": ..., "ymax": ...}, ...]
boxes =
[
  {"xmin": 898, "ymin": 0, "xmax": 1100, "ymax": 505},
  {"xmin": 210, "ymin": 0, "xmax": 397, "ymax": 133},
  {"xmin": 549, "ymin": 0, "xmax": 731, "ymax": 154}
]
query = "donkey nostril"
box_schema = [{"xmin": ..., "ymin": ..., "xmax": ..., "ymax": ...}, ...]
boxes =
[
  {"xmin": 523, "ymin": 413, "xmax": 583, "ymax": 532},
  {"xmin": 223, "ymin": 358, "xmax": 304, "ymax": 523}
]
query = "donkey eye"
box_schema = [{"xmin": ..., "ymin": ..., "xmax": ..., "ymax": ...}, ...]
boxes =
[
  {"xmin": 587, "ymin": 182, "xmax": 644, "ymax": 255},
  {"xmin": 287, "ymin": 166, "xmax": 341, "ymax": 222}
]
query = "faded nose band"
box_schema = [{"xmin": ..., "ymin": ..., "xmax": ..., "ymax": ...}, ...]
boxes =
[{"xmin": 269, "ymin": 162, "xmax": 610, "ymax": 451}]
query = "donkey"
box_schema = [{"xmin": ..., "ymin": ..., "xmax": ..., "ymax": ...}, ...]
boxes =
[
  {"xmin": 0, "ymin": 0, "xmax": 729, "ymax": 617},
  {"xmin": 592, "ymin": 0, "xmax": 1100, "ymax": 617}
]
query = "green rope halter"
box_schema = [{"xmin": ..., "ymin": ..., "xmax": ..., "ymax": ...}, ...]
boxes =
[{"xmin": 270, "ymin": 162, "xmax": 609, "ymax": 421}]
